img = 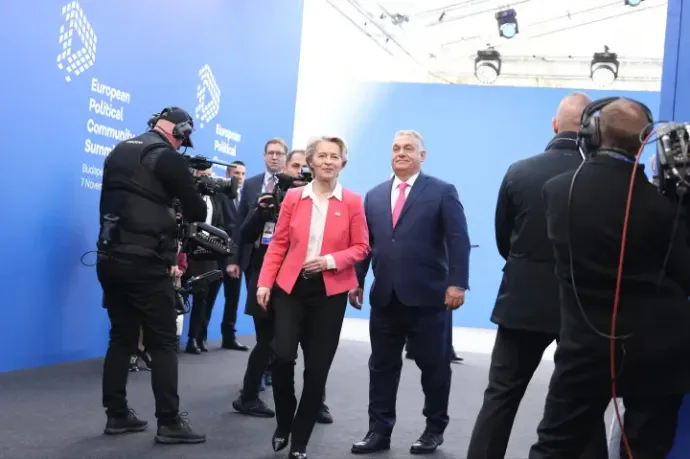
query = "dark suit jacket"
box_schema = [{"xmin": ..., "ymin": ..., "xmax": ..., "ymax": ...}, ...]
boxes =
[
  {"xmin": 356, "ymin": 173, "xmax": 470, "ymax": 308},
  {"xmin": 492, "ymin": 132, "xmax": 583, "ymax": 334},
  {"xmin": 239, "ymin": 205, "xmax": 273, "ymax": 318},
  {"xmin": 543, "ymin": 154, "xmax": 690, "ymax": 396},
  {"xmin": 232, "ymin": 172, "xmax": 265, "ymax": 270}
]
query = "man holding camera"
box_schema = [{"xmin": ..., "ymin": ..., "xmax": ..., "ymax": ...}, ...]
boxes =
[
  {"xmin": 232, "ymin": 149, "xmax": 334, "ymax": 425},
  {"xmin": 529, "ymin": 98, "xmax": 690, "ymax": 458},
  {"xmin": 97, "ymin": 107, "xmax": 206, "ymax": 444}
]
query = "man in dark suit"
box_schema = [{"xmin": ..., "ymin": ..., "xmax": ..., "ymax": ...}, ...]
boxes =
[
  {"xmin": 185, "ymin": 169, "xmax": 233, "ymax": 354},
  {"xmin": 350, "ymin": 130, "xmax": 471, "ymax": 455},
  {"xmin": 529, "ymin": 99, "xmax": 690, "ymax": 458},
  {"xmin": 467, "ymin": 92, "xmax": 610, "ymax": 459},
  {"xmin": 219, "ymin": 160, "xmax": 249, "ymax": 351},
  {"xmin": 227, "ymin": 138, "xmax": 289, "ymax": 286}
]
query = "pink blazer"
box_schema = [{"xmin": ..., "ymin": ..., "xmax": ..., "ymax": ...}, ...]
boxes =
[{"xmin": 258, "ymin": 185, "xmax": 370, "ymax": 296}]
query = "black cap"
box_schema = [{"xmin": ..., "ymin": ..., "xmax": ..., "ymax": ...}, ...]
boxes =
[{"xmin": 158, "ymin": 107, "xmax": 195, "ymax": 148}]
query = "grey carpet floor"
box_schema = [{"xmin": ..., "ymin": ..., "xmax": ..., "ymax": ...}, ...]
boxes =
[{"xmin": 0, "ymin": 338, "xmax": 556, "ymax": 459}]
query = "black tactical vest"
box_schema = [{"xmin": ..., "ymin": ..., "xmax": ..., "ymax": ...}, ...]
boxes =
[{"xmin": 99, "ymin": 131, "xmax": 179, "ymax": 264}]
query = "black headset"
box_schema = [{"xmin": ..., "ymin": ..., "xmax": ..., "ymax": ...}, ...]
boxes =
[
  {"xmin": 147, "ymin": 107, "xmax": 195, "ymax": 146},
  {"xmin": 577, "ymin": 97, "xmax": 654, "ymax": 158}
]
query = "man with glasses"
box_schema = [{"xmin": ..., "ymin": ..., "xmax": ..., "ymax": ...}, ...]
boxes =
[{"xmin": 227, "ymin": 138, "xmax": 289, "ymax": 286}]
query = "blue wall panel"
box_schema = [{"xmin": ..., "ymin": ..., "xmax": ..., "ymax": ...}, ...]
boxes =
[
  {"xmin": 338, "ymin": 82, "xmax": 659, "ymax": 330},
  {"xmin": 0, "ymin": 0, "xmax": 304, "ymax": 372}
]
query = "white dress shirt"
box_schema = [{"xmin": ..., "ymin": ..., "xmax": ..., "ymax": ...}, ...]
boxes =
[
  {"xmin": 301, "ymin": 181, "xmax": 343, "ymax": 270},
  {"xmin": 203, "ymin": 195, "xmax": 213, "ymax": 225},
  {"xmin": 391, "ymin": 172, "xmax": 420, "ymax": 210}
]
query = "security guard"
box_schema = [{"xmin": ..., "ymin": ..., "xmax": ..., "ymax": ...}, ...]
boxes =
[{"xmin": 97, "ymin": 107, "xmax": 207, "ymax": 444}]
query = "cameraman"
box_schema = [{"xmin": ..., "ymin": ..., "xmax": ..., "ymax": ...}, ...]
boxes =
[
  {"xmin": 97, "ymin": 107, "xmax": 206, "ymax": 444},
  {"xmin": 232, "ymin": 150, "xmax": 334, "ymax": 425},
  {"xmin": 529, "ymin": 98, "xmax": 690, "ymax": 458}
]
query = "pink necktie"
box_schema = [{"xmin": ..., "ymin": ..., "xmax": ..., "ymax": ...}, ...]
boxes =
[{"xmin": 392, "ymin": 183, "xmax": 408, "ymax": 228}]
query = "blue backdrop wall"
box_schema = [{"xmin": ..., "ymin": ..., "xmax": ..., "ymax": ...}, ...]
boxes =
[
  {"xmin": 657, "ymin": 1, "xmax": 690, "ymax": 457},
  {"xmin": 0, "ymin": 0, "xmax": 304, "ymax": 373},
  {"xmin": 336, "ymin": 83, "xmax": 660, "ymax": 329}
]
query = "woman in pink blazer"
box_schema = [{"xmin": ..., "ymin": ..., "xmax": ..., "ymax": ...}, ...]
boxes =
[{"xmin": 256, "ymin": 136, "xmax": 370, "ymax": 458}]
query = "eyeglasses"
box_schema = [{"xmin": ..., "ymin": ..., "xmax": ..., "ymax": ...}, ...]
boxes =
[{"xmin": 265, "ymin": 151, "xmax": 286, "ymax": 157}]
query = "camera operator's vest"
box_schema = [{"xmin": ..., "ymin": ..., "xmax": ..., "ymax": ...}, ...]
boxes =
[{"xmin": 99, "ymin": 132, "xmax": 178, "ymax": 264}]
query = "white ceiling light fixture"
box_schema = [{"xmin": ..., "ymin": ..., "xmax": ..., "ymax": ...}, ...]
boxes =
[
  {"xmin": 590, "ymin": 46, "xmax": 620, "ymax": 86},
  {"xmin": 474, "ymin": 49, "xmax": 501, "ymax": 84}
]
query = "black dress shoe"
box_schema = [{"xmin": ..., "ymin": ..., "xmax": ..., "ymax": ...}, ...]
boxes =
[
  {"xmin": 199, "ymin": 340, "xmax": 208, "ymax": 352},
  {"xmin": 450, "ymin": 354, "xmax": 463, "ymax": 363},
  {"xmin": 272, "ymin": 428, "xmax": 289, "ymax": 452},
  {"xmin": 185, "ymin": 339, "xmax": 201, "ymax": 355},
  {"xmin": 221, "ymin": 337, "xmax": 250, "ymax": 351},
  {"xmin": 351, "ymin": 432, "xmax": 391, "ymax": 454},
  {"xmin": 316, "ymin": 404, "xmax": 333, "ymax": 424},
  {"xmin": 410, "ymin": 431, "xmax": 443, "ymax": 455}
]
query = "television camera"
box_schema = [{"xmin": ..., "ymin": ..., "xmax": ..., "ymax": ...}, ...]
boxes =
[
  {"xmin": 655, "ymin": 122, "xmax": 690, "ymax": 200},
  {"xmin": 259, "ymin": 167, "xmax": 313, "ymax": 212}
]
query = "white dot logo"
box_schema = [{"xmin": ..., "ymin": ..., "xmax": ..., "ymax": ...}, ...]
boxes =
[
  {"xmin": 195, "ymin": 65, "xmax": 221, "ymax": 128},
  {"xmin": 56, "ymin": 1, "xmax": 97, "ymax": 83}
]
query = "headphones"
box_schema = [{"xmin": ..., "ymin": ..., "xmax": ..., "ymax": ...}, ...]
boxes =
[
  {"xmin": 577, "ymin": 97, "xmax": 654, "ymax": 158},
  {"xmin": 147, "ymin": 107, "xmax": 195, "ymax": 147}
]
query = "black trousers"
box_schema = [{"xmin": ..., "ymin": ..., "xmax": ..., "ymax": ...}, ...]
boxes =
[
  {"xmin": 242, "ymin": 314, "xmax": 330, "ymax": 403},
  {"xmin": 221, "ymin": 271, "xmax": 242, "ymax": 338},
  {"xmin": 242, "ymin": 316, "xmax": 275, "ymax": 400},
  {"xmin": 271, "ymin": 275, "xmax": 347, "ymax": 452},
  {"xmin": 529, "ymin": 385, "xmax": 683, "ymax": 459},
  {"xmin": 369, "ymin": 293, "xmax": 452, "ymax": 437},
  {"xmin": 187, "ymin": 279, "xmax": 222, "ymax": 342},
  {"xmin": 466, "ymin": 326, "xmax": 608, "ymax": 459},
  {"xmin": 97, "ymin": 257, "xmax": 179, "ymax": 424}
]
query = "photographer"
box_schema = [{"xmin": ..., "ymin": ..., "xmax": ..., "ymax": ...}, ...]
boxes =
[
  {"xmin": 528, "ymin": 98, "xmax": 690, "ymax": 458},
  {"xmin": 232, "ymin": 150, "xmax": 335, "ymax": 425},
  {"xmin": 97, "ymin": 107, "xmax": 206, "ymax": 444}
]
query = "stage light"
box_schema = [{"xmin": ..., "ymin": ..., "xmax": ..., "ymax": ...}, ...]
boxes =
[
  {"xmin": 590, "ymin": 47, "xmax": 619, "ymax": 87},
  {"xmin": 625, "ymin": 0, "xmax": 644, "ymax": 6},
  {"xmin": 495, "ymin": 9, "xmax": 518, "ymax": 39},
  {"xmin": 475, "ymin": 49, "xmax": 501, "ymax": 84}
]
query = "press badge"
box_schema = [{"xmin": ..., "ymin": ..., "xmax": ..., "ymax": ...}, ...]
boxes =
[{"xmin": 261, "ymin": 222, "xmax": 276, "ymax": 245}]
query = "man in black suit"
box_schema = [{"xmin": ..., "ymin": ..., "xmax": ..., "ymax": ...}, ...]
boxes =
[
  {"xmin": 185, "ymin": 168, "xmax": 233, "ymax": 354},
  {"xmin": 529, "ymin": 98, "xmax": 690, "ymax": 458},
  {"xmin": 219, "ymin": 160, "xmax": 250, "ymax": 351},
  {"xmin": 467, "ymin": 92, "xmax": 610, "ymax": 458}
]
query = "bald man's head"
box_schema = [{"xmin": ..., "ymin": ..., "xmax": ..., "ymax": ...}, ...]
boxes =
[
  {"xmin": 599, "ymin": 99, "xmax": 650, "ymax": 156},
  {"xmin": 552, "ymin": 92, "xmax": 592, "ymax": 134}
]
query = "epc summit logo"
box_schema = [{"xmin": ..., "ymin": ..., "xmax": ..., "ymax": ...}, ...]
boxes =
[
  {"xmin": 195, "ymin": 65, "xmax": 221, "ymax": 128},
  {"xmin": 56, "ymin": 1, "xmax": 97, "ymax": 83}
]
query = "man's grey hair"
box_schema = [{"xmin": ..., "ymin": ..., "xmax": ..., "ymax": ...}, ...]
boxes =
[
  {"xmin": 305, "ymin": 136, "xmax": 349, "ymax": 164},
  {"xmin": 394, "ymin": 130, "xmax": 425, "ymax": 150}
]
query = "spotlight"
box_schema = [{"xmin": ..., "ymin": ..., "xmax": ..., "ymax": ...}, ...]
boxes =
[
  {"xmin": 590, "ymin": 46, "xmax": 619, "ymax": 87},
  {"xmin": 495, "ymin": 9, "xmax": 518, "ymax": 39},
  {"xmin": 625, "ymin": 0, "xmax": 644, "ymax": 6},
  {"xmin": 474, "ymin": 49, "xmax": 501, "ymax": 84}
]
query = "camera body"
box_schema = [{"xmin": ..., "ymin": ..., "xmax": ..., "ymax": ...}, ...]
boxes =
[
  {"xmin": 270, "ymin": 167, "xmax": 313, "ymax": 209},
  {"xmin": 655, "ymin": 122, "xmax": 690, "ymax": 200},
  {"xmin": 194, "ymin": 174, "xmax": 238, "ymax": 200}
]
